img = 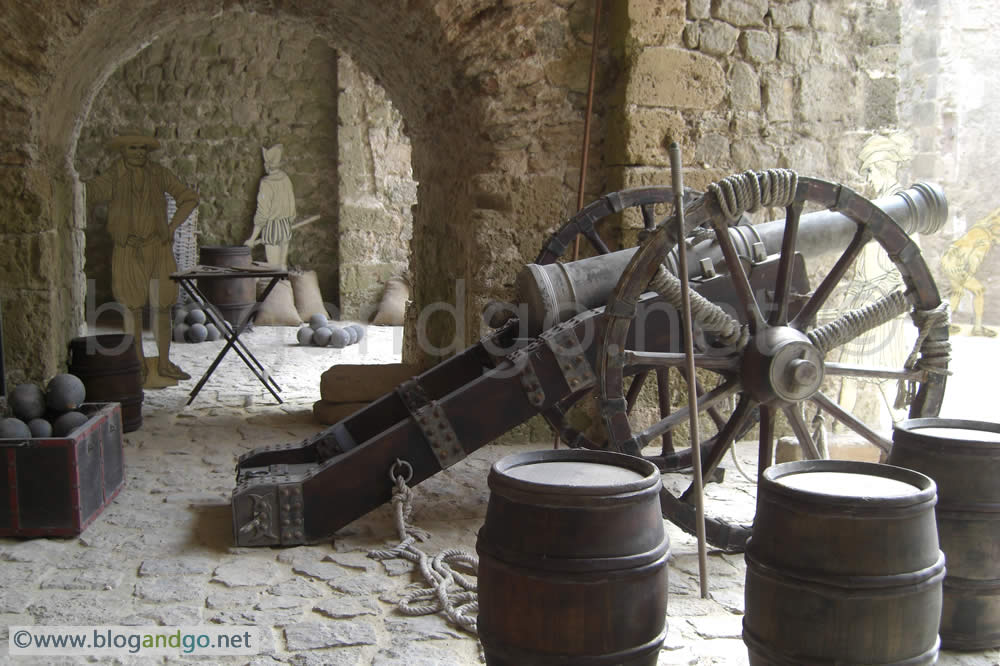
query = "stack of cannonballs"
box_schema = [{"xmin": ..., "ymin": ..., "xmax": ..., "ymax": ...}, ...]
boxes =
[
  {"xmin": 172, "ymin": 303, "xmax": 222, "ymax": 343},
  {"xmin": 0, "ymin": 374, "xmax": 90, "ymax": 438},
  {"xmin": 297, "ymin": 314, "xmax": 366, "ymax": 348}
]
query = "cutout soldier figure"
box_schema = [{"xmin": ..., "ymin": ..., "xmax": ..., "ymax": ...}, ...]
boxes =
[
  {"xmin": 244, "ymin": 144, "xmax": 296, "ymax": 269},
  {"xmin": 941, "ymin": 208, "xmax": 1000, "ymax": 337},
  {"xmin": 86, "ymin": 128, "xmax": 199, "ymax": 387}
]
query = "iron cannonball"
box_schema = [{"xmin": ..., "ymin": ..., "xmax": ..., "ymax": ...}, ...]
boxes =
[
  {"xmin": 312, "ymin": 326, "xmax": 333, "ymax": 347},
  {"xmin": 52, "ymin": 411, "xmax": 89, "ymax": 437},
  {"xmin": 10, "ymin": 383, "xmax": 46, "ymax": 421},
  {"xmin": 28, "ymin": 418, "xmax": 53, "ymax": 438},
  {"xmin": 173, "ymin": 323, "xmax": 190, "ymax": 343},
  {"xmin": 45, "ymin": 374, "xmax": 87, "ymax": 413},
  {"xmin": 308, "ymin": 313, "xmax": 328, "ymax": 330},
  {"xmin": 0, "ymin": 417, "xmax": 32, "ymax": 439},
  {"xmin": 205, "ymin": 323, "xmax": 221, "ymax": 341},
  {"xmin": 297, "ymin": 326, "xmax": 315, "ymax": 346},
  {"xmin": 186, "ymin": 323, "xmax": 209, "ymax": 343},
  {"xmin": 185, "ymin": 308, "xmax": 208, "ymax": 325},
  {"xmin": 328, "ymin": 326, "xmax": 350, "ymax": 348}
]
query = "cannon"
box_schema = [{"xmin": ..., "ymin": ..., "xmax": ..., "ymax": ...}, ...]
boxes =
[{"xmin": 232, "ymin": 172, "xmax": 949, "ymax": 550}]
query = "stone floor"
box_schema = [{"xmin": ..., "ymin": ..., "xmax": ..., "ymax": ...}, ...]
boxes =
[{"xmin": 1, "ymin": 322, "xmax": 998, "ymax": 665}]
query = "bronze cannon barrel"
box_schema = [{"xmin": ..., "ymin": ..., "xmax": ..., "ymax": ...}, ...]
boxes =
[{"xmin": 516, "ymin": 182, "xmax": 947, "ymax": 334}]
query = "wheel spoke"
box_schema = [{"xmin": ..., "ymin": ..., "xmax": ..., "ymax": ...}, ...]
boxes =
[
  {"xmin": 625, "ymin": 350, "xmax": 739, "ymax": 372},
  {"xmin": 711, "ymin": 218, "xmax": 764, "ymax": 332},
  {"xmin": 758, "ymin": 404, "xmax": 775, "ymax": 479},
  {"xmin": 656, "ymin": 369, "xmax": 674, "ymax": 454},
  {"xmin": 584, "ymin": 229, "xmax": 611, "ymax": 255},
  {"xmin": 681, "ymin": 395, "xmax": 756, "ymax": 501},
  {"xmin": 824, "ymin": 362, "xmax": 922, "ymax": 382},
  {"xmin": 625, "ymin": 370, "xmax": 650, "ymax": 415},
  {"xmin": 769, "ymin": 202, "xmax": 804, "ymax": 326},
  {"xmin": 811, "ymin": 391, "xmax": 892, "ymax": 453},
  {"xmin": 783, "ymin": 404, "xmax": 822, "ymax": 459},
  {"xmin": 635, "ymin": 379, "xmax": 741, "ymax": 449},
  {"xmin": 791, "ymin": 225, "xmax": 869, "ymax": 330},
  {"xmin": 641, "ymin": 203, "xmax": 658, "ymax": 231}
]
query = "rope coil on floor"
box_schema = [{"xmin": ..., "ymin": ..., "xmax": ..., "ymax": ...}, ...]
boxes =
[{"xmin": 367, "ymin": 459, "xmax": 479, "ymax": 635}]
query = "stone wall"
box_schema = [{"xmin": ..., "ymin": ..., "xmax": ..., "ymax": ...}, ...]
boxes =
[
  {"xmin": 337, "ymin": 58, "xmax": 416, "ymax": 321},
  {"xmin": 609, "ymin": 0, "xmax": 903, "ymax": 213}
]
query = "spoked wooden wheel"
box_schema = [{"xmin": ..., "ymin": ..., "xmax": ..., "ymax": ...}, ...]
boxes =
[
  {"xmin": 598, "ymin": 174, "xmax": 950, "ymax": 551},
  {"xmin": 531, "ymin": 186, "xmax": 713, "ymax": 457}
]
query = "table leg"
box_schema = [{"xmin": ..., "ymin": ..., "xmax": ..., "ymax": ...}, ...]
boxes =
[{"xmin": 176, "ymin": 279, "xmax": 284, "ymax": 404}]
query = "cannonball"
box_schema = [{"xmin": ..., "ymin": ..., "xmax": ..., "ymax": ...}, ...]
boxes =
[
  {"xmin": 205, "ymin": 323, "xmax": 221, "ymax": 341},
  {"xmin": 173, "ymin": 308, "xmax": 189, "ymax": 326},
  {"xmin": 0, "ymin": 417, "xmax": 32, "ymax": 439},
  {"xmin": 297, "ymin": 326, "xmax": 315, "ymax": 346},
  {"xmin": 10, "ymin": 383, "xmax": 46, "ymax": 421},
  {"xmin": 312, "ymin": 326, "xmax": 333, "ymax": 347},
  {"xmin": 28, "ymin": 418, "xmax": 53, "ymax": 438},
  {"xmin": 173, "ymin": 323, "xmax": 190, "ymax": 343},
  {"xmin": 52, "ymin": 411, "xmax": 89, "ymax": 437},
  {"xmin": 344, "ymin": 325, "xmax": 359, "ymax": 345},
  {"xmin": 45, "ymin": 374, "xmax": 87, "ymax": 413},
  {"xmin": 185, "ymin": 308, "xmax": 207, "ymax": 325},
  {"xmin": 186, "ymin": 322, "xmax": 209, "ymax": 343},
  {"xmin": 328, "ymin": 326, "xmax": 350, "ymax": 349},
  {"xmin": 308, "ymin": 313, "xmax": 328, "ymax": 330},
  {"xmin": 349, "ymin": 324, "xmax": 366, "ymax": 343}
]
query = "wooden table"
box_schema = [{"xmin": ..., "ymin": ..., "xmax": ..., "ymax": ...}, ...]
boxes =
[{"xmin": 171, "ymin": 264, "xmax": 288, "ymax": 405}]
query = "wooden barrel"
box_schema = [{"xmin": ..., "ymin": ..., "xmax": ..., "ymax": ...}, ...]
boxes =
[
  {"xmin": 744, "ymin": 460, "xmax": 944, "ymax": 665},
  {"xmin": 476, "ymin": 449, "xmax": 669, "ymax": 666},
  {"xmin": 197, "ymin": 245, "xmax": 255, "ymax": 327},
  {"xmin": 890, "ymin": 418, "xmax": 1000, "ymax": 650},
  {"xmin": 68, "ymin": 334, "xmax": 143, "ymax": 432}
]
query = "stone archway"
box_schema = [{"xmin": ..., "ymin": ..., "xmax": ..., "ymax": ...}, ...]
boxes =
[
  {"xmin": 6, "ymin": 1, "xmax": 608, "ymax": 385},
  {"xmin": 24, "ymin": 1, "xmax": 493, "ymax": 381}
]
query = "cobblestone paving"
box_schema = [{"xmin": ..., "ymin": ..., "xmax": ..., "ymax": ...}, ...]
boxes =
[{"xmin": 1, "ymin": 325, "xmax": 997, "ymax": 665}]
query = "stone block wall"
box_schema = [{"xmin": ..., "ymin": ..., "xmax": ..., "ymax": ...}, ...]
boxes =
[
  {"xmin": 337, "ymin": 58, "xmax": 416, "ymax": 321},
  {"xmin": 607, "ymin": 0, "xmax": 903, "ymax": 247}
]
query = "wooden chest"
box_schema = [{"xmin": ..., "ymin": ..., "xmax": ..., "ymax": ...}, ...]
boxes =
[{"xmin": 0, "ymin": 403, "xmax": 125, "ymax": 537}]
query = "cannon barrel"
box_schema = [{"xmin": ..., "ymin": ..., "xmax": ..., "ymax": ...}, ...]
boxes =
[{"xmin": 516, "ymin": 182, "xmax": 947, "ymax": 334}]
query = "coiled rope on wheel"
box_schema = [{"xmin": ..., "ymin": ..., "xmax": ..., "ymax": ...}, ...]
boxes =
[
  {"xmin": 646, "ymin": 170, "xmax": 800, "ymax": 348},
  {"xmin": 367, "ymin": 460, "xmax": 479, "ymax": 635},
  {"xmin": 708, "ymin": 169, "xmax": 799, "ymax": 221},
  {"xmin": 894, "ymin": 302, "xmax": 952, "ymax": 410}
]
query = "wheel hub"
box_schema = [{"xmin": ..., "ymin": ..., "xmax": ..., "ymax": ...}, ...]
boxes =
[{"xmin": 743, "ymin": 326, "xmax": 825, "ymax": 404}]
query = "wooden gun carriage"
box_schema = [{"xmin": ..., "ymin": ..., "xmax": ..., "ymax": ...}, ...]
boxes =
[{"xmin": 232, "ymin": 173, "xmax": 950, "ymax": 551}]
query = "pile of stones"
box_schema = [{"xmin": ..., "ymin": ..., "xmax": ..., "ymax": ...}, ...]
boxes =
[
  {"xmin": 1, "ymin": 374, "xmax": 90, "ymax": 438},
  {"xmin": 172, "ymin": 303, "xmax": 222, "ymax": 343},
  {"xmin": 297, "ymin": 314, "xmax": 366, "ymax": 348}
]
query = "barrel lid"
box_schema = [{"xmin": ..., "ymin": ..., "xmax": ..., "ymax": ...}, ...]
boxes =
[
  {"xmin": 505, "ymin": 460, "xmax": 645, "ymax": 486},
  {"xmin": 775, "ymin": 471, "xmax": 917, "ymax": 498},
  {"xmin": 895, "ymin": 417, "xmax": 1000, "ymax": 445},
  {"xmin": 490, "ymin": 449, "xmax": 659, "ymax": 496},
  {"xmin": 762, "ymin": 460, "xmax": 936, "ymax": 507}
]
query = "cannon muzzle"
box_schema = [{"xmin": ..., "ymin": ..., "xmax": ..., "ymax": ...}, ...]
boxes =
[{"xmin": 516, "ymin": 182, "xmax": 947, "ymax": 334}]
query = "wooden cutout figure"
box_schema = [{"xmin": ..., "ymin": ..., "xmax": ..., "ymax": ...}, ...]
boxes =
[
  {"xmin": 86, "ymin": 128, "xmax": 199, "ymax": 388},
  {"xmin": 244, "ymin": 144, "xmax": 296, "ymax": 268},
  {"xmin": 942, "ymin": 209, "xmax": 1000, "ymax": 337}
]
